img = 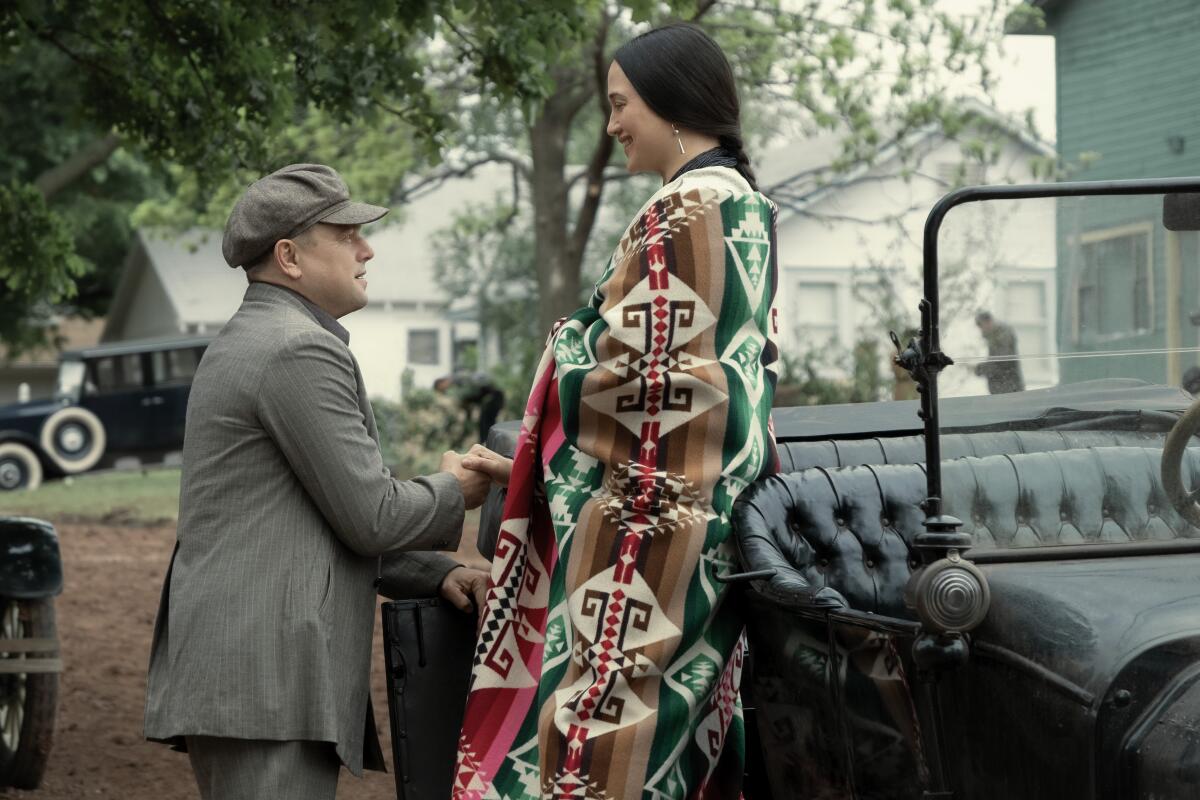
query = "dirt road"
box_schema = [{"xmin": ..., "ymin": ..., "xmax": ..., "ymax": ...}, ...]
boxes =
[{"xmin": 0, "ymin": 521, "xmax": 436, "ymax": 799}]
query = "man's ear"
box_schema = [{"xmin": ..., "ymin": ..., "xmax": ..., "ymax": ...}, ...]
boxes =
[{"xmin": 275, "ymin": 239, "xmax": 303, "ymax": 280}]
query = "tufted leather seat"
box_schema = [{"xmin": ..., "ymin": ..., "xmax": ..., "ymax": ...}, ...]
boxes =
[
  {"xmin": 778, "ymin": 429, "xmax": 1166, "ymax": 471},
  {"xmin": 735, "ymin": 446, "xmax": 1200, "ymax": 619}
]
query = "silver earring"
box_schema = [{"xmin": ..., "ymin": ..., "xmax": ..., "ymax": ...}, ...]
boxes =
[{"xmin": 673, "ymin": 125, "xmax": 685, "ymax": 155}]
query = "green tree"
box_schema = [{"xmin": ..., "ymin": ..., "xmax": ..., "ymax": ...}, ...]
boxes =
[{"xmin": 0, "ymin": 0, "xmax": 598, "ymax": 347}]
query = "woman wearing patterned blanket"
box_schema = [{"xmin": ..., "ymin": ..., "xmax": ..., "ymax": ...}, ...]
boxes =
[{"xmin": 454, "ymin": 23, "xmax": 781, "ymax": 799}]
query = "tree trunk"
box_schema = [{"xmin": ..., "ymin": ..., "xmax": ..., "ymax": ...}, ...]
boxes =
[{"xmin": 529, "ymin": 90, "xmax": 582, "ymax": 338}]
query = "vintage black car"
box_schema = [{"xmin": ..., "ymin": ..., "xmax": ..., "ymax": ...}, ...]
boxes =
[
  {"xmin": 380, "ymin": 178, "xmax": 1200, "ymax": 800},
  {"xmin": 0, "ymin": 516, "xmax": 63, "ymax": 789},
  {"xmin": 0, "ymin": 335, "xmax": 211, "ymax": 492}
]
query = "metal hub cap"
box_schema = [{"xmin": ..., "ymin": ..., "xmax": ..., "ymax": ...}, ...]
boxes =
[
  {"xmin": 0, "ymin": 460, "xmax": 23, "ymax": 490},
  {"xmin": 57, "ymin": 423, "xmax": 87, "ymax": 454}
]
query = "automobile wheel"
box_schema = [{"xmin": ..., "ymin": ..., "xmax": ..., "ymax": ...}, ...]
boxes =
[
  {"xmin": 39, "ymin": 407, "xmax": 106, "ymax": 474},
  {"xmin": 0, "ymin": 444, "xmax": 42, "ymax": 492},
  {"xmin": 0, "ymin": 598, "xmax": 58, "ymax": 790}
]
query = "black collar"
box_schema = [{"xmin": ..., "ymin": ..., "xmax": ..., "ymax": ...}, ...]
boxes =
[{"xmin": 667, "ymin": 147, "xmax": 740, "ymax": 185}]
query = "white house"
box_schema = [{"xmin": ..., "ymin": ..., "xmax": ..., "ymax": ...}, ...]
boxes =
[
  {"xmin": 757, "ymin": 98, "xmax": 1058, "ymax": 396},
  {"xmin": 103, "ymin": 166, "xmax": 518, "ymax": 401}
]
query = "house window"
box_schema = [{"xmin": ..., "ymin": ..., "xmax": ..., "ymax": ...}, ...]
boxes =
[
  {"xmin": 408, "ymin": 329, "xmax": 440, "ymax": 365},
  {"xmin": 1001, "ymin": 279, "xmax": 1052, "ymax": 383},
  {"xmin": 793, "ymin": 282, "xmax": 840, "ymax": 347},
  {"xmin": 1076, "ymin": 224, "xmax": 1153, "ymax": 340}
]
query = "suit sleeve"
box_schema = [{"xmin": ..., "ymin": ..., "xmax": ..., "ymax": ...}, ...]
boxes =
[
  {"xmin": 257, "ymin": 331, "xmax": 465, "ymax": 557},
  {"xmin": 378, "ymin": 551, "xmax": 462, "ymax": 599}
]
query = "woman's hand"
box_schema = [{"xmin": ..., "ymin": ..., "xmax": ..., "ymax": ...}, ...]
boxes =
[{"xmin": 462, "ymin": 444, "xmax": 514, "ymax": 487}]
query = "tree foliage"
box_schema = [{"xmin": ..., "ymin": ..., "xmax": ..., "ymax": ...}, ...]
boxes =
[
  {"xmin": 0, "ymin": 0, "xmax": 600, "ymax": 348},
  {"xmin": 2, "ymin": 0, "xmax": 1017, "ymax": 359}
]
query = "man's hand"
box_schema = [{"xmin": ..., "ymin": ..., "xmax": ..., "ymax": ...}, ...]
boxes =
[
  {"xmin": 440, "ymin": 450, "xmax": 491, "ymax": 509},
  {"xmin": 461, "ymin": 444, "xmax": 514, "ymax": 487},
  {"xmin": 440, "ymin": 565, "xmax": 489, "ymax": 613}
]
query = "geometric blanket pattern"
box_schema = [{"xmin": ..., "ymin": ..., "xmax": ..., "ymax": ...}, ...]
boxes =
[{"xmin": 453, "ymin": 182, "xmax": 781, "ymax": 799}]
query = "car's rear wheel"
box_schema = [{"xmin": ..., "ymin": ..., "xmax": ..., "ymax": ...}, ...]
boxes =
[
  {"xmin": 39, "ymin": 407, "xmax": 106, "ymax": 474},
  {"xmin": 0, "ymin": 598, "xmax": 58, "ymax": 790},
  {"xmin": 0, "ymin": 444, "xmax": 42, "ymax": 492}
]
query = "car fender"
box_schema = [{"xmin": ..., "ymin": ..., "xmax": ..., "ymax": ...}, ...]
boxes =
[
  {"xmin": 0, "ymin": 517, "xmax": 63, "ymax": 598},
  {"xmin": 0, "ymin": 431, "xmax": 54, "ymax": 468}
]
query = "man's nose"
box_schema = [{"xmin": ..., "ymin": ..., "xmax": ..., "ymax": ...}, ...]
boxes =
[{"xmin": 360, "ymin": 239, "xmax": 374, "ymax": 261}]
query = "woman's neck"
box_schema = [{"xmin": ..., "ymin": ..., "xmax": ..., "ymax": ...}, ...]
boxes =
[{"xmin": 658, "ymin": 134, "xmax": 722, "ymax": 184}]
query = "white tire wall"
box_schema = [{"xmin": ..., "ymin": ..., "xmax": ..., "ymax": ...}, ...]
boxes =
[
  {"xmin": 0, "ymin": 443, "xmax": 42, "ymax": 491},
  {"xmin": 39, "ymin": 407, "xmax": 106, "ymax": 474}
]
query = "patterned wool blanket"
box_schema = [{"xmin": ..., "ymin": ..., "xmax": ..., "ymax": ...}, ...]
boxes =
[{"xmin": 454, "ymin": 167, "xmax": 780, "ymax": 800}]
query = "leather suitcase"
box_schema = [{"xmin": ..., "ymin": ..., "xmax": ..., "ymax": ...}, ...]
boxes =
[{"xmin": 381, "ymin": 598, "xmax": 477, "ymax": 800}]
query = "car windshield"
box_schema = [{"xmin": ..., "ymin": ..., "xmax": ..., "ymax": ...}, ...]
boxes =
[
  {"xmin": 935, "ymin": 192, "xmax": 1200, "ymax": 401},
  {"xmin": 56, "ymin": 359, "xmax": 85, "ymax": 401}
]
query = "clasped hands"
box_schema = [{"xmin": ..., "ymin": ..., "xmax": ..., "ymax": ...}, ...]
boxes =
[
  {"xmin": 439, "ymin": 443, "xmax": 512, "ymax": 509},
  {"xmin": 437, "ymin": 444, "xmax": 513, "ymax": 613}
]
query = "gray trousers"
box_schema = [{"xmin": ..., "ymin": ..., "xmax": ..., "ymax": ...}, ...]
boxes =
[{"xmin": 186, "ymin": 736, "xmax": 341, "ymax": 800}]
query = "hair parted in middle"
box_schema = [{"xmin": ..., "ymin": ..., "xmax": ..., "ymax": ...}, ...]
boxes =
[{"xmin": 612, "ymin": 22, "xmax": 757, "ymax": 190}]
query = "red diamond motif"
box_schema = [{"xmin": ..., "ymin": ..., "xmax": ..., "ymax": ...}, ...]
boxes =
[
  {"xmin": 654, "ymin": 308, "xmax": 668, "ymax": 319},
  {"xmin": 603, "ymin": 626, "xmax": 618, "ymax": 638},
  {"xmin": 648, "ymin": 405, "xmax": 660, "ymax": 414},
  {"xmin": 613, "ymin": 589, "xmax": 625, "ymax": 601},
  {"xmin": 654, "ymin": 296, "xmax": 668, "ymax": 307},
  {"xmin": 582, "ymin": 697, "xmax": 595, "ymax": 709},
  {"xmin": 606, "ymin": 614, "xmax": 620, "ymax": 626},
  {"xmin": 654, "ymin": 335, "xmax": 666, "ymax": 346},
  {"xmin": 654, "ymin": 322, "xmax": 668, "ymax": 333},
  {"xmin": 589, "ymin": 685, "xmax": 602, "ymax": 697}
]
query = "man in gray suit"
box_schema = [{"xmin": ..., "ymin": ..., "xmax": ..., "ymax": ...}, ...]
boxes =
[{"xmin": 144, "ymin": 164, "xmax": 492, "ymax": 798}]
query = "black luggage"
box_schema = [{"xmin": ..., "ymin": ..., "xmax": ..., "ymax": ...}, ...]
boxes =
[{"xmin": 380, "ymin": 598, "xmax": 477, "ymax": 800}]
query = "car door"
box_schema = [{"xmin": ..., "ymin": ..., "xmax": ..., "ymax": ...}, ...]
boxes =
[
  {"xmin": 78, "ymin": 353, "xmax": 155, "ymax": 454},
  {"xmin": 145, "ymin": 346, "xmax": 204, "ymax": 452}
]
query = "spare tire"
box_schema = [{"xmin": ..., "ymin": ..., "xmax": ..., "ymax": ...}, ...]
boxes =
[
  {"xmin": 0, "ymin": 444, "xmax": 41, "ymax": 492},
  {"xmin": 39, "ymin": 407, "xmax": 105, "ymax": 474}
]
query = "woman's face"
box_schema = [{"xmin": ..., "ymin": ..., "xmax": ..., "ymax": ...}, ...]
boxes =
[{"xmin": 607, "ymin": 61, "xmax": 675, "ymax": 177}]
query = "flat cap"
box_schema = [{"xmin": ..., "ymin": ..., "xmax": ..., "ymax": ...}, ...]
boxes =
[{"xmin": 222, "ymin": 163, "xmax": 388, "ymax": 268}]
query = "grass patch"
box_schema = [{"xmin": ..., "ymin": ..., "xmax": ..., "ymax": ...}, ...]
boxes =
[{"xmin": 0, "ymin": 467, "xmax": 181, "ymax": 525}]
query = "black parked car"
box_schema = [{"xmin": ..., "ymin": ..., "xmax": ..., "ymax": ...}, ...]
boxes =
[
  {"xmin": 0, "ymin": 516, "xmax": 63, "ymax": 790},
  {"xmin": 0, "ymin": 336, "xmax": 211, "ymax": 492},
  {"xmin": 379, "ymin": 178, "xmax": 1200, "ymax": 800}
]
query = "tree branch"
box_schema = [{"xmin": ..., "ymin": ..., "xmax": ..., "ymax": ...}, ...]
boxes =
[
  {"xmin": 34, "ymin": 133, "xmax": 122, "ymax": 200},
  {"xmin": 388, "ymin": 151, "xmax": 530, "ymax": 207}
]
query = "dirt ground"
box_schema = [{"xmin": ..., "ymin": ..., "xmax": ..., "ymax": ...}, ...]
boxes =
[{"xmin": 0, "ymin": 520, "xmax": 467, "ymax": 800}]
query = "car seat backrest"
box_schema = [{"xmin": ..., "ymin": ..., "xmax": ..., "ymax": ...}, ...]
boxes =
[{"xmin": 735, "ymin": 445, "xmax": 1200, "ymax": 618}]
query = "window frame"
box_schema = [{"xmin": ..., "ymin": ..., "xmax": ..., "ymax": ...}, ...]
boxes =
[{"xmin": 1071, "ymin": 221, "xmax": 1155, "ymax": 344}]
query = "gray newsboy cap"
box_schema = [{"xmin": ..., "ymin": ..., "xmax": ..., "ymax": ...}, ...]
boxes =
[{"xmin": 221, "ymin": 163, "xmax": 388, "ymax": 268}]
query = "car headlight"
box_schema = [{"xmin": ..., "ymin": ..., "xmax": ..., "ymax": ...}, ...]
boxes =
[{"xmin": 907, "ymin": 556, "xmax": 991, "ymax": 634}]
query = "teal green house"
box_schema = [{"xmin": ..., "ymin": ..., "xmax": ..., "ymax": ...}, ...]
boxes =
[{"xmin": 1026, "ymin": 0, "xmax": 1200, "ymax": 385}]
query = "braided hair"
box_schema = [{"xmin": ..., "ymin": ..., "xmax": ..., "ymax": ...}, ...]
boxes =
[{"xmin": 613, "ymin": 23, "xmax": 758, "ymax": 191}]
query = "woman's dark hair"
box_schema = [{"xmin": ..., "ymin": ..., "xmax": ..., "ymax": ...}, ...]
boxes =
[{"xmin": 613, "ymin": 23, "xmax": 756, "ymax": 190}]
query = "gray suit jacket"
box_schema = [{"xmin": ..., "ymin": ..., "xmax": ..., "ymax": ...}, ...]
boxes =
[{"xmin": 144, "ymin": 282, "xmax": 463, "ymax": 775}]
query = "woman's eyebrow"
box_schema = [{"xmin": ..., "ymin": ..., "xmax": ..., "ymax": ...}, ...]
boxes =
[{"xmin": 608, "ymin": 92, "xmax": 625, "ymax": 102}]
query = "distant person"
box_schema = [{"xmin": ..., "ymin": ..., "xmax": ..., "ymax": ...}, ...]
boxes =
[
  {"xmin": 434, "ymin": 371, "xmax": 506, "ymax": 443},
  {"xmin": 974, "ymin": 310, "xmax": 1025, "ymax": 394},
  {"xmin": 1183, "ymin": 366, "xmax": 1200, "ymax": 396},
  {"xmin": 143, "ymin": 164, "xmax": 494, "ymax": 800}
]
